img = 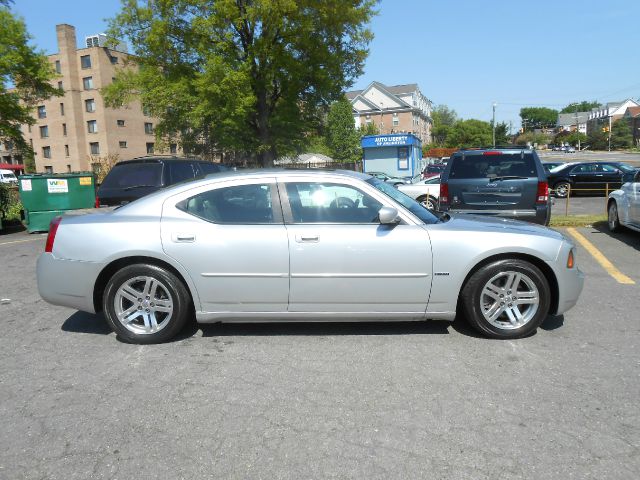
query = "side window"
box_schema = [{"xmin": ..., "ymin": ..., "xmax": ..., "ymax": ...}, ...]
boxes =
[
  {"xmin": 571, "ymin": 164, "xmax": 590, "ymax": 174},
  {"xmin": 285, "ymin": 182, "xmax": 382, "ymax": 224},
  {"xmin": 178, "ymin": 183, "xmax": 277, "ymax": 224},
  {"xmin": 169, "ymin": 162, "xmax": 195, "ymax": 184},
  {"xmin": 598, "ymin": 164, "xmax": 618, "ymax": 173}
]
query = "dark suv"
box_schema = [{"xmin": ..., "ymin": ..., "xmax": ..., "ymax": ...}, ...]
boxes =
[
  {"xmin": 97, "ymin": 157, "xmax": 228, "ymax": 206},
  {"xmin": 438, "ymin": 147, "xmax": 550, "ymax": 225}
]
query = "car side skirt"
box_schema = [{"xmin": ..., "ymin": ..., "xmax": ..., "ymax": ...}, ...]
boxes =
[{"xmin": 195, "ymin": 311, "xmax": 457, "ymax": 323}]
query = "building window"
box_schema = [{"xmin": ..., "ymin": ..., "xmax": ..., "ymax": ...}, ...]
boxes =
[
  {"xmin": 67, "ymin": 164, "xmax": 71, "ymax": 172},
  {"xmin": 39, "ymin": 125, "xmax": 49, "ymax": 138},
  {"xmin": 117, "ymin": 119, "xmax": 125, "ymax": 127},
  {"xmin": 142, "ymin": 105, "xmax": 151, "ymax": 116},
  {"xmin": 146, "ymin": 142, "xmax": 154, "ymax": 154},
  {"xmin": 170, "ymin": 144, "xmax": 177, "ymax": 154},
  {"xmin": 64, "ymin": 145, "xmax": 69, "ymax": 157},
  {"xmin": 110, "ymin": 56, "xmax": 118, "ymax": 64},
  {"xmin": 85, "ymin": 99, "xmax": 96, "ymax": 113},
  {"xmin": 45, "ymin": 165, "xmax": 53, "ymax": 174},
  {"xmin": 87, "ymin": 120, "xmax": 98, "ymax": 133},
  {"xmin": 83, "ymin": 76, "xmax": 94, "ymax": 90},
  {"xmin": 144, "ymin": 122, "xmax": 154, "ymax": 135},
  {"xmin": 62, "ymin": 123, "xmax": 67, "ymax": 136},
  {"xmin": 60, "ymin": 103, "xmax": 65, "ymax": 116},
  {"xmin": 57, "ymin": 81, "xmax": 63, "ymax": 91},
  {"xmin": 119, "ymin": 141, "xmax": 127, "ymax": 148},
  {"xmin": 80, "ymin": 55, "xmax": 91, "ymax": 69},
  {"xmin": 37, "ymin": 105, "xmax": 46, "ymax": 119},
  {"xmin": 54, "ymin": 60, "xmax": 61, "ymax": 74},
  {"xmin": 392, "ymin": 113, "xmax": 399, "ymax": 127},
  {"xmin": 89, "ymin": 142, "xmax": 100, "ymax": 155},
  {"xmin": 42, "ymin": 146, "xmax": 51, "ymax": 158}
]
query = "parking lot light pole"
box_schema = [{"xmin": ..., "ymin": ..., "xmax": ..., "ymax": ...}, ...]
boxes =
[{"xmin": 492, "ymin": 103, "xmax": 497, "ymax": 147}]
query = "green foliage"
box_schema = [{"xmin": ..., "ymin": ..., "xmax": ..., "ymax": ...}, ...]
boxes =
[
  {"xmin": 430, "ymin": 104, "xmax": 457, "ymax": 146},
  {"xmin": 587, "ymin": 128, "xmax": 608, "ymax": 150},
  {"xmin": 445, "ymin": 119, "xmax": 492, "ymax": 148},
  {"xmin": 494, "ymin": 121, "xmax": 511, "ymax": 145},
  {"xmin": 554, "ymin": 130, "xmax": 587, "ymax": 147},
  {"xmin": 326, "ymin": 97, "xmax": 360, "ymax": 162},
  {"xmin": 515, "ymin": 131, "xmax": 552, "ymax": 147},
  {"xmin": 0, "ymin": 7, "xmax": 61, "ymax": 154},
  {"xmin": 611, "ymin": 119, "xmax": 633, "ymax": 149},
  {"xmin": 0, "ymin": 182, "xmax": 21, "ymax": 221},
  {"xmin": 520, "ymin": 107, "xmax": 558, "ymax": 131},
  {"xmin": 104, "ymin": 0, "xmax": 378, "ymax": 166},
  {"xmin": 560, "ymin": 101, "xmax": 600, "ymax": 114},
  {"xmin": 303, "ymin": 134, "xmax": 333, "ymax": 157},
  {"xmin": 359, "ymin": 121, "xmax": 379, "ymax": 136}
]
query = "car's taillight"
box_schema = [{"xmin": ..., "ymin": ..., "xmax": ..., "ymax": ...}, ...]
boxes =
[
  {"xmin": 439, "ymin": 183, "xmax": 449, "ymax": 205},
  {"xmin": 536, "ymin": 181, "xmax": 549, "ymax": 204},
  {"xmin": 45, "ymin": 216, "xmax": 62, "ymax": 253},
  {"xmin": 94, "ymin": 196, "xmax": 100, "ymax": 208}
]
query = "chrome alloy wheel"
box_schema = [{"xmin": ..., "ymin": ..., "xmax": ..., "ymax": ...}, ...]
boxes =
[
  {"xmin": 608, "ymin": 202, "xmax": 619, "ymax": 230},
  {"xmin": 113, "ymin": 276, "xmax": 174, "ymax": 335},
  {"xmin": 419, "ymin": 197, "xmax": 436, "ymax": 210},
  {"xmin": 479, "ymin": 271, "xmax": 539, "ymax": 330}
]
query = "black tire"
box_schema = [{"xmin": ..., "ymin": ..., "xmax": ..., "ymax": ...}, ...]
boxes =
[
  {"xmin": 417, "ymin": 195, "xmax": 437, "ymax": 210},
  {"xmin": 608, "ymin": 201, "xmax": 622, "ymax": 232},
  {"xmin": 103, "ymin": 264, "xmax": 191, "ymax": 344},
  {"xmin": 460, "ymin": 259, "xmax": 551, "ymax": 339},
  {"xmin": 554, "ymin": 181, "xmax": 571, "ymax": 198}
]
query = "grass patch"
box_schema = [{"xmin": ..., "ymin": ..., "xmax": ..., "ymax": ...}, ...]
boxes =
[{"xmin": 550, "ymin": 214, "xmax": 607, "ymax": 227}]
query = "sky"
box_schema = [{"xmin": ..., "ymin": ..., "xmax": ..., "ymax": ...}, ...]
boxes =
[{"xmin": 11, "ymin": 0, "xmax": 640, "ymax": 132}]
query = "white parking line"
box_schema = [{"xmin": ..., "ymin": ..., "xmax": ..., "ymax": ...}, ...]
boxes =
[{"xmin": 0, "ymin": 237, "xmax": 44, "ymax": 247}]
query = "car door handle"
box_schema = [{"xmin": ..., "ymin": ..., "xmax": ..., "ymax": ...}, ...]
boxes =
[
  {"xmin": 172, "ymin": 233, "xmax": 196, "ymax": 242},
  {"xmin": 295, "ymin": 234, "xmax": 320, "ymax": 243}
]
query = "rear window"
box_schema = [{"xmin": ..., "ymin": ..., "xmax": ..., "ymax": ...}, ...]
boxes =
[
  {"xmin": 199, "ymin": 162, "xmax": 228, "ymax": 175},
  {"xmin": 449, "ymin": 153, "xmax": 537, "ymax": 179},
  {"xmin": 101, "ymin": 163, "xmax": 163, "ymax": 188}
]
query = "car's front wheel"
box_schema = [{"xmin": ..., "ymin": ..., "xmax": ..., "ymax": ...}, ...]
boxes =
[
  {"xmin": 608, "ymin": 201, "xmax": 622, "ymax": 232},
  {"xmin": 461, "ymin": 259, "xmax": 550, "ymax": 339},
  {"xmin": 103, "ymin": 264, "xmax": 191, "ymax": 344},
  {"xmin": 554, "ymin": 181, "xmax": 571, "ymax": 198}
]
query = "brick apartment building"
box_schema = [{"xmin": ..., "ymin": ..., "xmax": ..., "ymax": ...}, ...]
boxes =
[
  {"xmin": 23, "ymin": 24, "xmax": 177, "ymax": 174},
  {"xmin": 346, "ymin": 82, "xmax": 432, "ymax": 145}
]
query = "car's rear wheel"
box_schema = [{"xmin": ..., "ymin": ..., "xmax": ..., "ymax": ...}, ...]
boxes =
[
  {"xmin": 608, "ymin": 201, "xmax": 622, "ymax": 232},
  {"xmin": 554, "ymin": 181, "xmax": 570, "ymax": 198},
  {"xmin": 103, "ymin": 264, "xmax": 190, "ymax": 344},
  {"xmin": 417, "ymin": 195, "xmax": 437, "ymax": 210},
  {"xmin": 461, "ymin": 259, "xmax": 550, "ymax": 339}
]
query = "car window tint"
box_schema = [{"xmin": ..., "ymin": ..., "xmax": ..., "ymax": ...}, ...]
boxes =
[
  {"xmin": 169, "ymin": 162, "xmax": 195, "ymax": 184},
  {"xmin": 285, "ymin": 182, "xmax": 382, "ymax": 224},
  {"xmin": 100, "ymin": 163, "xmax": 163, "ymax": 188},
  {"xmin": 598, "ymin": 164, "xmax": 618, "ymax": 173},
  {"xmin": 179, "ymin": 183, "xmax": 276, "ymax": 224},
  {"xmin": 198, "ymin": 162, "xmax": 223, "ymax": 175},
  {"xmin": 571, "ymin": 164, "xmax": 595, "ymax": 174},
  {"xmin": 449, "ymin": 153, "xmax": 536, "ymax": 179}
]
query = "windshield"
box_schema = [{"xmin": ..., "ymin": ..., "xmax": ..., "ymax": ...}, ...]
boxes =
[
  {"xmin": 367, "ymin": 178, "xmax": 440, "ymax": 224},
  {"xmin": 618, "ymin": 163, "xmax": 636, "ymax": 173},
  {"xmin": 449, "ymin": 153, "xmax": 537, "ymax": 179}
]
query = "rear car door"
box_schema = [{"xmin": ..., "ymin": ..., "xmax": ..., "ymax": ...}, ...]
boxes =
[
  {"xmin": 161, "ymin": 178, "xmax": 289, "ymax": 313},
  {"xmin": 281, "ymin": 178, "xmax": 432, "ymax": 314},
  {"xmin": 597, "ymin": 164, "xmax": 625, "ymax": 193}
]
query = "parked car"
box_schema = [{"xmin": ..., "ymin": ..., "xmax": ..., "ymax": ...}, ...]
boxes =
[
  {"xmin": 547, "ymin": 161, "xmax": 638, "ymax": 198},
  {"xmin": 397, "ymin": 175, "xmax": 441, "ymax": 210},
  {"xmin": 366, "ymin": 171, "xmax": 410, "ymax": 186},
  {"xmin": 542, "ymin": 161, "xmax": 564, "ymax": 173},
  {"xmin": 422, "ymin": 163, "xmax": 446, "ymax": 179},
  {"xmin": 96, "ymin": 157, "xmax": 229, "ymax": 206},
  {"xmin": 607, "ymin": 170, "xmax": 640, "ymax": 233},
  {"xmin": 0, "ymin": 169, "xmax": 18, "ymax": 184},
  {"xmin": 564, "ymin": 146, "xmax": 576, "ymax": 153},
  {"xmin": 37, "ymin": 169, "xmax": 583, "ymax": 343},
  {"xmin": 438, "ymin": 147, "xmax": 551, "ymax": 225}
]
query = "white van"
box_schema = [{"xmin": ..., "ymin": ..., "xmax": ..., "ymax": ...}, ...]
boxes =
[{"xmin": 0, "ymin": 169, "xmax": 18, "ymax": 184}]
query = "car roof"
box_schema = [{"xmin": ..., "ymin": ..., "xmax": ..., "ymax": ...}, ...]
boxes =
[{"xmin": 113, "ymin": 156, "xmax": 204, "ymax": 165}]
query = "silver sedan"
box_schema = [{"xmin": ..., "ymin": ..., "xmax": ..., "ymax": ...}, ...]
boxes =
[{"xmin": 37, "ymin": 170, "xmax": 584, "ymax": 343}]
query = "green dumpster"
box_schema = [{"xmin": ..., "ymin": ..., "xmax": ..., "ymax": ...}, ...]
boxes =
[{"xmin": 18, "ymin": 173, "xmax": 96, "ymax": 232}]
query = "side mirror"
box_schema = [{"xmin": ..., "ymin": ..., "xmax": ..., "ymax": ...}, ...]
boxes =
[{"xmin": 378, "ymin": 206, "xmax": 400, "ymax": 224}]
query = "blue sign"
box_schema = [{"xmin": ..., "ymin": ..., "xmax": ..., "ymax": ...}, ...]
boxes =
[{"xmin": 361, "ymin": 134, "xmax": 420, "ymax": 148}]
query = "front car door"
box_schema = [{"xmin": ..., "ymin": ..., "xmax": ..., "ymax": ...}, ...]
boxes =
[
  {"xmin": 597, "ymin": 163, "xmax": 625, "ymax": 193},
  {"xmin": 280, "ymin": 175, "xmax": 432, "ymax": 315},
  {"xmin": 160, "ymin": 177, "xmax": 289, "ymax": 314}
]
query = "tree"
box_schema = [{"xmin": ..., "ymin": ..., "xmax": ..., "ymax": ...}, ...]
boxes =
[
  {"xmin": 359, "ymin": 121, "xmax": 379, "ymax": 136},
  {"xmin": 326, "ymin": 97, "xmax": 360, "ymax": 162},
  {"xmin": 611, "ymin": 119, "xmax": 633, "ymax": 149},
  {"xmin": 515, "ymin": 131, "xmax": 551, "ymax": 148},
  {"xmin": 494, "ymin": 121, "xmax": 511, "ymax": 146},
  {"xmin": 104, "ymin": 0, "xmax": 378, "ymax": 167},
  {"xmin": 586, "ymin": 128, "xmax": 608, "ymax": 151},
  {"xmin": 520, "ymin": 107, "xmax": 558, "ymax": 131},
  {"xmin": 560, "ymin": 101, "xmax": 600, "ymax": 114},
  {"xmin": 430, "ymin": 104, "xmax": 457, "ymax": 146},
  {"xmin": 445, "ymin": 119, "xmax": 492, "ymax": 148},
  {"xmin": 0, "ymin": 5, "xmax": 61, "ymax": 157},
  {"xmin": 554, "ymin": 130, "xmax": 586, "ymax": 147}
]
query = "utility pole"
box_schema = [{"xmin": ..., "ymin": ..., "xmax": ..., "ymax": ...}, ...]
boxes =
[
  {"xmin": 608, "ymin": 115, "xmax": 612, "ymax": 151},
  {"xmin": 492, "ymin": 103, "xmax": 497, "ymax": 147},
  {"xmin": 574, "ymin": 104, "xmax": 581, "ymax": 151}
]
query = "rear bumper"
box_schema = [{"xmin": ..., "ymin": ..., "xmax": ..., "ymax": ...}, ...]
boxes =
[
  {"xmin": 37, "ymin": 253, "xmax": 104, "ymax": 313},
  {"xmin": 442, "ymin": 206, "xmax": 550, "ymax": 225}
]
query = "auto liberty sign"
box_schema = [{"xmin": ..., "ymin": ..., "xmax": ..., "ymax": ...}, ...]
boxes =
[
  {"xmin": 361, "ymin": 134, "xmax": 420, "ymax": 148},
  {"xmin": 373, "ymin": 135, "xmax": 408, "ymax": 146}
]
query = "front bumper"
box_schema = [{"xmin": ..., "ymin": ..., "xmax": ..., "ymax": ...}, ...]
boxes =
[{"xmin": 37, "ymin": 253, "xmax": 104, "ymax": 313}]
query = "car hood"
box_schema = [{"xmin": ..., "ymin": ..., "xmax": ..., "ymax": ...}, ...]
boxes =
[{"xmin": 440, "ymin": 213, "xmax": 565, "ymax": 241}]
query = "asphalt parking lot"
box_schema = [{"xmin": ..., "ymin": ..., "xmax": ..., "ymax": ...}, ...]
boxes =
[{"xmin": 1, "ymin": 215, "xmax": 639, "ymax": 479}]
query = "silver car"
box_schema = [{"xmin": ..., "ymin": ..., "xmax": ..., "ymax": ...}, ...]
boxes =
[{"xmin": 37, "ymin": 170, "xmax": 584, "ymax": 344}]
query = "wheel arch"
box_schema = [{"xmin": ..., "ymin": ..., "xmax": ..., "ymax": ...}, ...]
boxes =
[
  {"xmin": 93, "ymin": 256, "xmax": 195, "ymax": 313},
  {"xmin": 457, "ymin": 253, "xmax": 559, "ymax": 315}
]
